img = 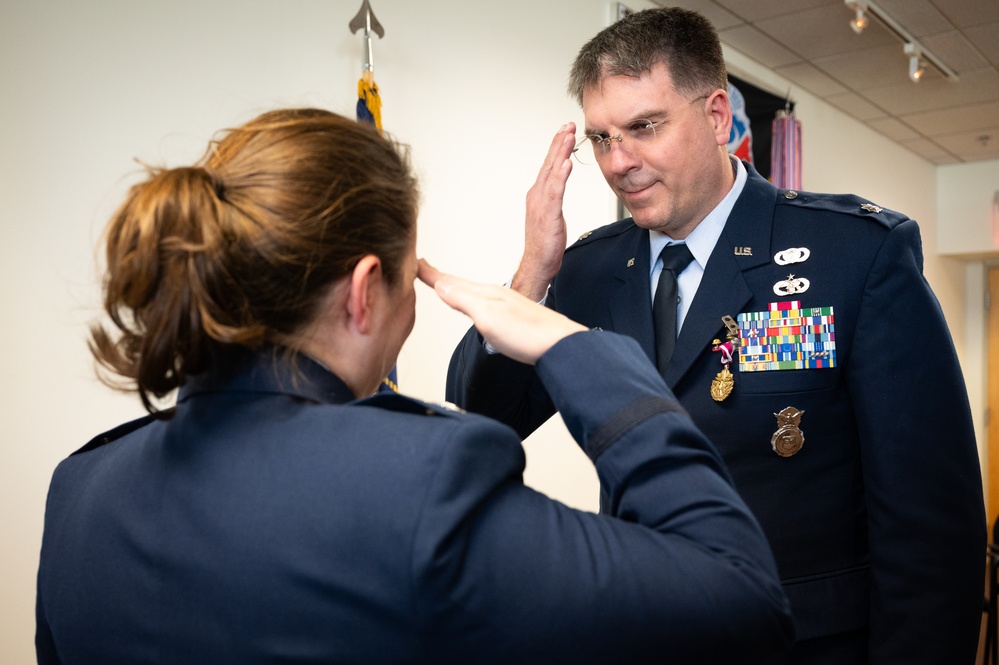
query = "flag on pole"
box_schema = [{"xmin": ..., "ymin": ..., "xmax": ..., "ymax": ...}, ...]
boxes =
[
  {"xmin": 727, "ymin": 75, "xmax": 793, "ymax": 181},
  {"xmin": 357, "ymin": 70, "xmax": 382, "ymax": 131},
  {"xmin": 771, "ymin": 109, "xmax": 802, "ymax": 190},
  {"xmin": 350, "ymin": 0, "xmax": 384, "ymax": 131},
  {"xmin": 350, "ymin": 1, "xmax": 396, "ymax": 393}
]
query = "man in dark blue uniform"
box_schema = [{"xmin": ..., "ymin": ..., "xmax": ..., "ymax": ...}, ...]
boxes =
[{"xmin": 447, "ymin": 7, "xmax": 985, "ymax": 663}]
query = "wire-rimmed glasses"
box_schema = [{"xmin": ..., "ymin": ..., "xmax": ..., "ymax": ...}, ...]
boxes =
[{"xmin": 572, "ymin": 94, "xmax": 710, "ymax": 165}]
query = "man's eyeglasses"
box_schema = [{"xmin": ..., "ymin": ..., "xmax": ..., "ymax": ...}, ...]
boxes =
[{"xmin": 572, "ymin": 94, "xmax": 710, "ymax": 165}]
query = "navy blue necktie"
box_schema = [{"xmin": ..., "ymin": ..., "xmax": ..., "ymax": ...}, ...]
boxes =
[{"xmin": 653, "ymin": 243, "xmax": 694, "ymax": 374}]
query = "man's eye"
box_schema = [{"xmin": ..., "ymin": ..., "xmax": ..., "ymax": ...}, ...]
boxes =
[{"xmin": 628, "ymin": 120, "xmax": 661, "ymax": 140}]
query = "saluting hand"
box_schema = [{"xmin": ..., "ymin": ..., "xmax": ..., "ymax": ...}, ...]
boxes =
[
  {"xmin": 419, "ymin": 259, "xmax": 587, "ymax": 366},
  {"xmin": 510, "ymin": 123, "xmax": 576, "ymax": 303}
]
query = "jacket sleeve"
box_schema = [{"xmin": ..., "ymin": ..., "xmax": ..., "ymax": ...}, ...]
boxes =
[
  {"xmin": 847, "ymin": 218, "xmax": 986, "ymax": 663},
  {"xmin": 420, "ymin": 331, "xmax": 794, "ymax": 664},
  {"xmin": 35, "ymin": 594, "xmax": 61, "ymax": 664},
  {"xmin": 445, "ymin": 324, "xmax": 556, "ymax": 440}
]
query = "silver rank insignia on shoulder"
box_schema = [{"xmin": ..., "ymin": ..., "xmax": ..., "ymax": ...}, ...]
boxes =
[
  {"xmin": 774, "ymin": 247, "xmax": 810, "ymax": 266},
  {"xmin": 773, "ymin": 274, "xmax": 810, "ymax": 296},
  {"xmin": 771, "ymin": 406, "xmax": 805, "ymax": 457},
  {"xmin": 578, "ymin": 230, "xmax": 593, "ymax": 240},
  {"xmin": 860, "ymin": 203, "xmax": 883, "ymax": 213}
]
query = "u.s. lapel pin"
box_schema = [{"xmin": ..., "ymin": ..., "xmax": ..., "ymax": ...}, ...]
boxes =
[{"xmin": 626, "ymin": 258, "xmax": 635, "ymax": 267}]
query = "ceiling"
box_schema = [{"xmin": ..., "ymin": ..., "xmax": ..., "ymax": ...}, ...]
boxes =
[{"xmin": 653, "ymin": 0, "xmax": 999, "ymax": 164}]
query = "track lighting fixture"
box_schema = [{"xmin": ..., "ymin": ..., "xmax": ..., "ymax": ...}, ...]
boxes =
[
  {"xmin": 905, "ymin": 43, "xmax": 925, "ymax": 82},
  {"xmin": 850, "ymin": 6, "xmax": 868, "ymax": 34},
  {"xmin": 843, "ymin": 0, "xmax": 958, "ymax": 83}
]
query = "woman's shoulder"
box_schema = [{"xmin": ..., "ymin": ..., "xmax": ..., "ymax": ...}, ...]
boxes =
[
  {"xmin": 354, "ymin": 392, "xmax": 467, "ymax": 418},
  {"xmin": 351, "ymin": 392, "xmax": 524, "ymax": 461}
]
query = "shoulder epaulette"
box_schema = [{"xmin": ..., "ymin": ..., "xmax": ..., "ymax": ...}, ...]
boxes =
[
  {"xmin": 355, "ymin": 392, "xmax": 465, "ymax": 417},
  {"xmin": 73, "ymin": 410, "xmax": 172, "ymax": 456},
  {"xmin": 776, "ymin": 189, "xmax": 908, "ymax": 230},
  {"xmin": 566, "ymin": 218, "xmax": 636, "ymax": 252}
]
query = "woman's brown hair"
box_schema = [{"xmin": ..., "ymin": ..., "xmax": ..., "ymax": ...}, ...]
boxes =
[{"xmin": 90, "ymin": 108, "xmax": 418, "ymax": 414}]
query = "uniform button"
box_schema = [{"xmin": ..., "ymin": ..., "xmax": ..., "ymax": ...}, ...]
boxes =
[{"xmin": 784, "ymin": 190, "xmax": 798, "ymax": 199}]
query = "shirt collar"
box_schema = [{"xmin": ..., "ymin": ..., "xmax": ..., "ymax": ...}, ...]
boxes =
[
  {"xmin": 178, "ymin": 347, "xmax": 357, "ymax": 406},
  {"xmin": 649, "ymin": 156, "xmax": 747, "ymax": 271}
]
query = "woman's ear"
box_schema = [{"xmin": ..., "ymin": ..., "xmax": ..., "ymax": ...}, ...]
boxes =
[{"xmin": 346, "ymin": 255, "xmax": 384, "ymax": 335}]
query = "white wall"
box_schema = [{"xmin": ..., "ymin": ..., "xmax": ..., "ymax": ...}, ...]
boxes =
[
  {"xmin": 938, "ymin": 161, "xmax": 999, "ymax": 256},
  {"xmin": 1, "ymin": 1, "xmax": 989, "ymax": 662},
  {"xmin": 937, "ymin": 159, "xmax": 999, "ymax": 502}
]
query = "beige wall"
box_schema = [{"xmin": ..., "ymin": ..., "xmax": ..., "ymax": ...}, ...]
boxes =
[
  {"xmin": 2, "ymin": 1, "xmax": 992, "ymax": 662},
  {"xmin": 936, "ymin": 160, "xmax": 999, "ymax": 503},
  {"xmin": 938, "ymin": 161, "xmax": 999, "ymax": 256}
]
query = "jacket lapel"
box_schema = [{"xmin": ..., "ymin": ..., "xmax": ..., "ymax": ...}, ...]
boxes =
[{"xmin": 606, "ymin": 228, "xmax": 657, "ymax": 365}]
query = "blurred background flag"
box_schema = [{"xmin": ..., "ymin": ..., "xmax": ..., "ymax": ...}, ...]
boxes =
[
  {"xmin": 350, "ymin": 0, "xmax": 396, "ymax": 393},
  {"xmin": 350, "ymin": 0, "xmax": 384, "ymax": 132},
  {"xmin": 771, "ymin": 107, "xmax": 802, "ymax": 190},
  {"xmin": 727, "ymin": 75, "xmax": 794, "ymax": 182},
  {"xmin": 357, "ymin": 73, "xmax": 382, "ymax": 130}
]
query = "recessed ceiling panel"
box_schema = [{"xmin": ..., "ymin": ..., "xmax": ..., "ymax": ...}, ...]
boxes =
[
  {"xmin": 718, "ymin": 25, "xmax": 800, "ymax": 68},
  {"xmin": 902, "ymin": 101, "xmax": 999, "ymax": 136}
]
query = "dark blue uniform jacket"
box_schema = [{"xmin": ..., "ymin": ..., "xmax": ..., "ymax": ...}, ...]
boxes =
[{"xmin": 37, "ymin": 332, "xmax": 793, "ymax": 664}]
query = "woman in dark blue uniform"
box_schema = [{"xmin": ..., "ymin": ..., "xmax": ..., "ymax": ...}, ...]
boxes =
[{"xmin": 36, "ymin": 108, "xmax": 792, "ymax": 664}]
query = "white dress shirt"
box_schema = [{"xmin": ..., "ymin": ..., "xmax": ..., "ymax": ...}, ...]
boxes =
[{"xmin": 648, "ymin": 156, "xmax": 747, "ymax": 333}]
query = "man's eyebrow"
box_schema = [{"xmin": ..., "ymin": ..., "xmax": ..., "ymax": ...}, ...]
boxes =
[
  {"xmin": 627, "ymin": 109, "xmax": 671, "ymax": 124},
  {"xmin": 584, "ymin": 109, "xmax": 670, "ymax": 135}
]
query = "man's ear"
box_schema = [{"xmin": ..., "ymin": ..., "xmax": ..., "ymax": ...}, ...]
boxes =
[
  {"xmin": 347, "ymin": 255, "xmax": 384, "ymax": 335},
  {"xmin": 706, "ymin": 89, "xmax": 733, "ymax": 147}
]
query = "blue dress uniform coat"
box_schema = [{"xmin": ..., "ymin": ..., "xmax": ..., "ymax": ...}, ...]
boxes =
[
  {"xmin": 36, "ymin": 333, "xmax": 793, "ymax": 665},
  {"xmin": 447, "ymin": 163, "xmax": 986, "ymax": 664}
]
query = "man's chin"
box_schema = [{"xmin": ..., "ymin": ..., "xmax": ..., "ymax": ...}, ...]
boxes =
[{"xmin": 628, "ymin": 208, "xmax": 662, "ymax": 229}]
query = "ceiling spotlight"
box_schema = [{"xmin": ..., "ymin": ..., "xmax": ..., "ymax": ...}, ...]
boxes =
[
  {"xmin": 845, "ymin": 0, "xmax": 869, "ymax": 33},
  {"xmin": 904, "ymin": 43, "xmax": 924, "ymax": 82},
  {"xmin": 845, "ymin": 0, "xmax": 959, "ymax": 83},
  {"xmin": 850, "ymin": 8, "xmax": 869, "ymax": 33}
]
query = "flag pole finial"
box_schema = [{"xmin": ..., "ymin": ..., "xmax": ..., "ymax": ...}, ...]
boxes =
[{"xmin": 349, "ymin": 0, "xmax": 384, "ymax": 73}]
